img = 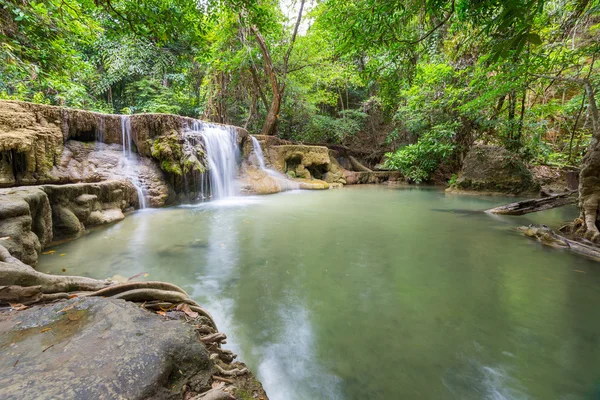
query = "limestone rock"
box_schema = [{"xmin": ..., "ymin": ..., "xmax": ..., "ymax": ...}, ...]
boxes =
[
  {"xmin": 52, "ymin": 205, "xmax": 84, "ymax": 238},
  {"xmin": 0, "ymin": 100, "xmax": 248, "ymax": 204},
  {"xmin": 452, "ymin": 145, "xmax": 538, "ymax": 194},
  {"xmin": 0, "ymin": 181, "xmax": 138, "ymax": 266},
  {"xmin": 343, "ymin": 170, "xmax": 403, "ymax": 185},
  {"xmin": 239, "ymin": 167, "xmax": 290, "ymax": 195},
  {"xmin": 49, "ymin": 141, "xmax": 172, "ymax": 208},
  {"xmin": 0, "ymin": 187, "xmax": 51, "ymax": 266},
  {"xmin": 0, "ymin": 297, "xmax": 212, "ymax": 400}
]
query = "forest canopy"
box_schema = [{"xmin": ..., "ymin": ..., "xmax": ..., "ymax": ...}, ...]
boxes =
[{"xmin": 1, "ymin": 0, "xmax": 599, "ymax": 182}]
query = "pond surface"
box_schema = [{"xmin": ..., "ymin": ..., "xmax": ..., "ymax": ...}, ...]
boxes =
[{"xmin": 39, "ymin": 186, "xmax": 600, "ymax": 400}]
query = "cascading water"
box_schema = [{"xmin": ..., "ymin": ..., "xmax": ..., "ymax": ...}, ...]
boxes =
[
  {"xmin": 97, "ymin": 116, "xmax": 104, "ymax": 144},
  {"xmin": 251, "ymin": 135, "xmax": 300, "ymax": 190},
  {"xmin": 251, "ymin": 136, "xmax": 267, "ymax": 170},
  {"xmin": 120, "ymin": 116, "xmax": 147, "ymax": 209},
  {"xmin": 187, "ymin": 121, "xmax": 239, "ymax": 201}
]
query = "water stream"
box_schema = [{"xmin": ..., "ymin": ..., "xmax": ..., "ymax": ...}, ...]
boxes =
[
  {"xmin": 251, "ymin": 135, "xmax": 300, "ymax": 190},
  {"xmin": 39, "ymin": 187, "xmax": 600, "ymax": 400},
  {"xmin": 119, "ymin": 116, "xmax": 147, "ymax": 208},
  {"xmin": 251, "ymin": 136, "xmax": 268, "ymax": 170}
]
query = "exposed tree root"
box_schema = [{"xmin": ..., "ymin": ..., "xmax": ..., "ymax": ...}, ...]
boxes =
[
  {"xmin": 200, "ymin": 332, "xmax": 227, "ymax": 345},
  {"xmin": 210, "ymin": 354, "xmax": 249, "ymax": 377},
  {"xmin": 194, "ymin": 387, "xmax": 235, "ymax": 400},
  {"xmin": 0, "ymin": 261, "xmax": 113, "ymax": 294},
  {"xmin": 90, "ymin": 281, "xmax": 189, "ymax": 297}
]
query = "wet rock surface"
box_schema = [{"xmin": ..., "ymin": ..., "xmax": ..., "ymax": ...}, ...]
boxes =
[
  {"xmin": 0, "ymin": 297, "xmax": 212, "ymax": 400},
  {"xmin": 50, "ymin": 141, "xmax": 173, "ymax": 208}
]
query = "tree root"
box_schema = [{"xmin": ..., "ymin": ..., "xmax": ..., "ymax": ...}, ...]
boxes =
[
  {"xmin": 194, "ymin": 387, "xmax": 235, "ymax": 400},
  {"xmin": 0, "ymin": 261, "xmax": 113, "ymax": 294},
  {"xmin": 200, "ymin": 332, "xmax": 227, "ymax": 345},
  {"xmin": 90, "ymin": 281, "xmax": 189, "ymax": 298},
  {"xmin": 210, "ymin": 354, "xmax": 249, "ymax": 377}
]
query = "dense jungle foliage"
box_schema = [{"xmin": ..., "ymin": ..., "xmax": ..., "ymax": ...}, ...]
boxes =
[{"xmin": 1, "ymin": 0, "xmax": 599, "ymax": 181}]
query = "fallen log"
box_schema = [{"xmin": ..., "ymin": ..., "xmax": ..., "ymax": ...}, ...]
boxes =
[
  {"xmin": 486, "ymin": 191, "xmax": 577, "ymax": 215},
  {"xmin": 520, "ymin": 224, "xmax": 600, "ymax": 261}
]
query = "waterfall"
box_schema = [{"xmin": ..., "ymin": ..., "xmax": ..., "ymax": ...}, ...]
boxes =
[
  {"xmin": 187, "ymin": 121, "xmax": 239, "ymax": 201},
  {"xmin": 97, "ymin": 116, "xmax": 104, "ymax": 144},
  {"xmin": 251, "ymin": 136, "xmax": 267, "ymax": 170},
  {"xmin": 120, "ymin": 116, "xmax": 147, "ymax": 209},
  {"xmin": 251, "ymin": 135, "xmax": 300, "ymax": 190}
]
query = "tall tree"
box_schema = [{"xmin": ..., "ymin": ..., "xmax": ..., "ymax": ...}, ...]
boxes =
[{"xmin": 251, "ymin": 0, "xmax": 305, "ymax": 135}]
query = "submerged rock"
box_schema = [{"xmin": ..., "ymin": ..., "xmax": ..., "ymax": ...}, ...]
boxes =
[
  {"xmin": 451, "ymin": 145, "xmax": 538, "ymax": 194},
  {"xmin": 0, "ymin": 297, "xmax": 212, "ymax": 400}
]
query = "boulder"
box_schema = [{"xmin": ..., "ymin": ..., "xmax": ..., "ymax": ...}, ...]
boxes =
[
  {"xmin": 0, "ymin": 187, "xmax": 51, "ymax": 266},
  {"xmin": 452, "ymin": 145, "xmax": 538, "ymax": 194},
  {"xmin": 0, "ymin": 297, "xmax": 212, "ymax": 400},
  {"xmin": 265, "ymin": 145, "xmax": 346, "ymax": 185},
  {"xmin": 343, "ymin": 171, "xmax": 403, "ymax": 185}
]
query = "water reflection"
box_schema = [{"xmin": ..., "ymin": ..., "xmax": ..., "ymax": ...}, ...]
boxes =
[{"xmin": 39, "ymin": 187, "xmax": 600, "ymax": 400}]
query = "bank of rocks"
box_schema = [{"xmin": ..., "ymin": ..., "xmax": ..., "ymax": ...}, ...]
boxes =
[
  {"xmin": 0, "ymin": 181, "xmax": 138, "ymax": 267},
  {"xmin": 240, "ymin": 136, "xmax": 403, "ymax": 195}
]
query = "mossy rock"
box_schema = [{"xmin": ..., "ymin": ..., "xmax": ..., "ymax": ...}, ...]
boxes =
[{"xmin": 452, "ymin": 145, "xmax": 538, "ymax": 194}]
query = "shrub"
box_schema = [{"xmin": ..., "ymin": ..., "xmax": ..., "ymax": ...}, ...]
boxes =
[{"xmin": 384, "ymin": 124, "xmax": 456, "ymax": 183}]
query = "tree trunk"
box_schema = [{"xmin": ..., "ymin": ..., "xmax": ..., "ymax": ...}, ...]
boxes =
[
  {"xmin": 251, "ymin": 0, "xmax": 305, "ymax": 136},
  {"xmin": 487, "ymin": 191, "xmax": 577, "ymax": 215},
  {"xmin": 577, "ymin": 78, "xmax": 600, "ymax": 240},
  {"xmin": 252, "ymin": 26, "xmax": 281, "ymax": 136}
]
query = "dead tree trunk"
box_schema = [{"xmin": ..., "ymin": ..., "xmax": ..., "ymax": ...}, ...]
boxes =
[{"xmin": 486, "ymin": 191, "xmax": 577, "ymax": 215}]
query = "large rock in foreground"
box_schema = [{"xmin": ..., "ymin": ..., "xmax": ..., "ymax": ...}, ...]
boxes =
[
  {"xmin": 452, "ymin": 145, "xmax": 538, "ymax": 194},
  {"xmin": 0, "ymin": 297, "xmax": 212, "ymax": 400}
]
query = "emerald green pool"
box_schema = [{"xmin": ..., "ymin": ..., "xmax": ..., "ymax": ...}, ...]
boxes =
[{"xmin": 39, "ymin": 186, "xmax": 600, "ymax": 399}]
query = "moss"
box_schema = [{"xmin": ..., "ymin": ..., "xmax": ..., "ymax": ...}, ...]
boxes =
[
  {"xmin": 160, "ymin": 160, "xmax": 182, "ymax": 176},
  {"xmin": 150, "ymin": 134, "xmax": 182, "ymax": 160},
  {"xmin": 182, "ymin": 157, "xmax": 205, "ymax": 174}
]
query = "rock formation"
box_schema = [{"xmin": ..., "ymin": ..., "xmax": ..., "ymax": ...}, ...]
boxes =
[
  {"xmin": 451, "ymin": 145, "xmax": 539, "ymax": 194},
  {"xmin": 0, "ymin": 181, "xmax": 138, "ymax": 266},
  {"xmin": 240, "ymin": 135, "xmax": 403, "ymax": 194},
  {"xmin": 0, "ymin": 100, "xmax": 247, "ymax": 206}
]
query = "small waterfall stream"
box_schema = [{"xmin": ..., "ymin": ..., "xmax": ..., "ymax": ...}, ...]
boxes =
[
  {"xmin": 120, "ymin": 116, "xmax": 147, "ymax": 209},
  {"xmin": 251, "ymin": 136, "xmax": 300, "ymax": 190},
  {"xmin": 251, "ymin": 136, "xmax": 267, "ymax": 170}
]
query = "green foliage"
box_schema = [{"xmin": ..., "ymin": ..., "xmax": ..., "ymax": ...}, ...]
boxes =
[
  {"xmin": 299, "ymin": 110, "xmax": 368, "ymax": 143},
  {"xmin": 0, "ymin": 0, "xmax": 598, "ymax": 182},
  {"xmin": 384, "ymin": 124, "xmax": 457, "ymax": 183}
]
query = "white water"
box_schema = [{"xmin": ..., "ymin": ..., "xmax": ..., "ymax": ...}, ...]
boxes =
[
  {"xmin": 251, "ymin": 135, "xmax": 300, "ymax": 190},
  {"xmin": 251, "ymin": 136, "xmax": 267, "ymax": 170},
  {"xmin": 188, "ymin": 121, "xmax": 239, "ymax": 200},
  {"xmin": 120, "ymin": 116, "xmax": 147, "ymax": 209}
]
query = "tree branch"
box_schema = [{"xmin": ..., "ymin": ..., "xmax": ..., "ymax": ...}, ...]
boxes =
[{"xmin": 283, "ymin": 0, "xmax": 306, "ymax": 77}]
